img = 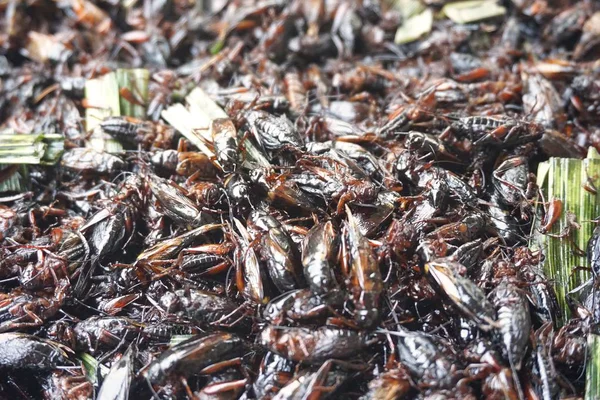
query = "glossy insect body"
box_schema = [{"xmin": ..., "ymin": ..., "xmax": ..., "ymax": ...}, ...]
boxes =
[
  {"xmin": 307, "ymin": 141, "xmax": 383, "ymax": 182},
  {"xmin": 75, "ymin": 176, "xmax": 144, "ymax": 296},
  {"xmin": 258, "ymin": 325, "xmax": 376, "ymax": 363},
  {"xmin": 448, "ymin": 116, "xmax": 544, "ymax": 147},
  {"xmin": 250, "ymin": 169, "xmax": 315, "ymax": 211},
  {"xmin": 253, "ymin": 352, "xmax": 295, "ymax": 399},
  {"xmin": 427, "ymin": 214, "xmax": 486, "ymax": 245},
  {"xmin": 0, "ymin": 239, "xmax": 46, "ymax": 278},
  {"xmin": 225, "ymin": 173, "xmax": 254, "ymax": 216},
  {"xmin": 514, "ymin": 247, "xmax": 559, "ymax": 326},
  {"xmin": 0, "ymin": 279, "xmax": 69, "ymax": 332},
  {"xmin": 263, "ymin": 289, "xmax": 331, "ymax": 324},
  {"xmin": 187, "ymin": 181, "xmax": 223, "ymax": 209},
  {"xmin": 271, "ymin": 359, "xmax": 350, "ymax": 400},
  {"xmin": 246, "ymin": 110, "xmax": 304, "ymax": 155},
  {"xmin": 485, "ymin": 192, "xmax": 524, "ymax": 245},
  {"xmin": 425, "ymin": 261, "xmax": 497, "ymax": 330},
  {"xmin": 456, "ymin": 116, "xmax": 502, "ymax": 131},
  {"xmin": 100, "ymin": 116, "xmax": 146, "ymax": 139},
  {"xmin": 343, "ymin": 207, "xmax": 383, "ymax": 327},
  {"xmin": 93, "ymin": 266, "xmax": 140, "ymax": 297},
  {"xmin": 233, "ymin": 218, "xmax": 267, "ymax": 304},
  {"xmin": 89, "ymin": 210, "xmax": 128, "ymax": 257},
  {"xmin": 3, "ymin": 2, "xmax": 597, "ymax": 398},
  {"xmin": 490, "ymin": 279, "xmax": 531, "ymax": 370},
  {"xmin": 381, "ymin": 218, "xmax": 417, "ymax": 261},
  {"xmin": 61, "ymin": 148, "xmax": 125, "ymax": 176},
  {"xmin": 530, "ymin": 323, "xmax": 560, "ymax": 400},
  {"xmin": 142, "ymin": 323, "xmax": 202, "ymax": 342},
  {"xmin": 588, "ymin": 225, "xmax": 600, "ymax": 276},
  {"xmin": 48, "ymin": 316, "xmax": 142, "ymax": 354},
  {"xmin": 137, "ymin": 223, "xmax": 223, "ymax": 262},
  {"xmin": 418, "ymin": 167, "xmax": 476, "ymax": 206},
  {"xmin": 143, "ymin": 332, "xmax": 245, "ymax": 385},
  {"xmin": 492, "ymin": 156, "xmax": 531, "ymax": 208},
  {"xmin": 248, "ymin": 210, "xmax": 304, "ymax": 292},
  {"xmin": 363, "ymin": 368, "xmax": 411, "ymax": 400},
  {"xmin": 211, "ymin": 118, "xmax": 241, "ymax": 173},
  {"xmin": 552, "ymin": 318, "xmax": 588, "ymax": 373},
  {"xmin": 0, "ymin": 236, "xmax": 56, "ymax": 270},
  {"xmin": 0, "ymin": 333, "xmax": 73, "ymax": 370},
  {"xmin": 148, "ymin": 174, "xmax": 208, "ymax": 226},
  {"xmin": 19, "ymin": 253, "xmax": 68, "ymax": 290},
  {"xmin": 395, "ymin": 329, "xmax": 458, "ymax": 388},
  {"xmin": 406, "ymin": 131, "xmax": 459, "ymax": 161},
  {"xmin": 284, "ymin": 71, "xmax": 307, "ymax": 116},
  {"xmin": 293, "ymin": 157, "xmax": 378, "ymax": 214},
  {"xmin": 57, "ymin": 233, "xmax": 87, "ymax": 268},
  {"xmin": 42, "ymin": 369, "xmax": 92, "ymax": 400},
  {"xmin": 452, "ymin": 240, "xmax": 483, "ymax": 272},
  {"xmin": 170, "ymin": 288, "xmax": 246, "ymax": 327},
  {"xmin": 195, "ymin": 368, "xmax": 247, "ymax": 400},
  {"xmin": 100, "ymin": 116, "xmax": 174, "ymax": 149},
  {"xmin": 301, "ymin": 221, "xmax": 340, "ymax": 298},
  {"xmin": 397, "ymin": 153, "xmax": 476, "ymax": 206},
  {"xmin": 175, "ymin": 151, "xmax": 220, "ymax": 179},
  {"xmin": 151, "ymin": 149, "xmax": 179, "ymax": 174},
  {"xmin": 179, "ymin": 253, "xmax": 230, "ymax": 277},
  {"xmin": 348, "ymin": 191, "xmax": 398, "ymax": 237}
]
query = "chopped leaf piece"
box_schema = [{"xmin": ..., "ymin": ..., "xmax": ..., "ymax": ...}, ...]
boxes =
[
  {"xmin": 0, "ymin": 133, "xmax": 63, "ymax": 165},
  {"xmin": 442, "ymin": 0, "xmax": 506, "ymax": 24},
  {"xmin": 386, "ymin": 0, "xmax": 425, "ymax": 19},
  {"xmin": 85, "ymin": 72, "xmax": 120, "ymax": 132},
  {"xmin": 162, "ymin": 87, "xmax": 272, "ymax": 169},
  {"xmin": 395, "ymin": 8, "xmax": 433, "ymax": 44},
  {"xmin": 85, "ymin": 72, "xmax": 122, "ymax": 153},
  {"xmin": 186, "ymin": 87, "xmax": 229, "ymax": 121},
  {"xmin": 161, "ymin": 103, "xmax": 215, "ymax": 158},
  {"xmin": 85, "ymin": 69, "xmax": 149, "ymax": 152},
  {"xmin": 210, "ymin": 40, "xmax": 225, "ymax": 55},
  {"xmin": 80, "ymin": 353, "xmax": 99, "ymax": 385}
]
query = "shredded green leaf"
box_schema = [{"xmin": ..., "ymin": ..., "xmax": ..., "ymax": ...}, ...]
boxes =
[
  {"xmin": 584, "ymin": 148, "xmax": 600, "ymax": 400},
  {"xmin": 0, "ymin": 164, "xmax": 27, "ymax": 193},
  {"xmin": 0, "ymin": 133, "xmax": 63, "ymax": 165},
  {"xmin": 41, "ymin": 135, "xmax": 65, "ymax": 162},
  {"xmin": 116, "ymin": 68, "xmax": 149, "ymax": 119},
  {"xmin": 532, "ymin": 148, "xmax": 600, "ymax": 323},
  {"xmin": 587, "ymin": 334, "xmax": 600, "ymax": 400},
  {"xmin": 80, "ymin": 353, "xmax": 99, "ymax": 385}
]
